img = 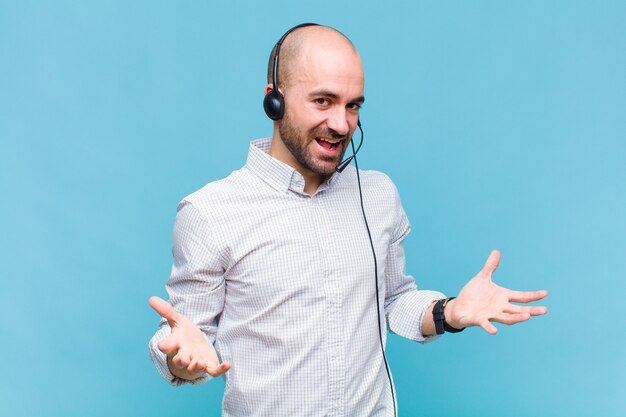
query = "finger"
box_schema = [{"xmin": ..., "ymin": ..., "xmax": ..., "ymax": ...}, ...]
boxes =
[
  {"xmin": 187, "ymin": 357, "xmax": 200, "ymax": 373},
  {"xmin": 480, "ymin": 250, "xmax": 501, "ymax": 276},
  {"xmin": 181, "ymin": 354, "xmax": 192, "ymax": 367},
  {"xmin": 206, "ymin": 361, "xmax": 231, "ymax": 377},
  {"xmin": 492, "ymin": 312, "xmax": 531, "ymax": 325},
  {"xmin": 149, "ymin": 296, "xmax": 179, "ymax": 325},
  {"xmin": 503, "ymin": 304, "xmax": 548, "ymax": 319},
  {"xmin": 502, "ymin": 304, "xmax": 526, "ymax": 315},
  {"xmin": 173, "ymin": 350, "xmax": 192, "ymax": 368},
  {"xmin": 157, "ymin": 338, "xmax": 180, "ymax": 354},
  {"xmin": 508, "ymin": 289, "xmax": 549, "ymax": 303},
  {"xmin": 479, "ymin": 319, "xmax": 498, "ymax": 335},
  {"xmin": 527, "ymin": 305, "xmax": 548, "ymax": 316}
]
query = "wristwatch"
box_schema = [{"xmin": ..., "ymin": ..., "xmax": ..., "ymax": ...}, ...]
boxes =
[{"xmin": 432, "ymin": 297, "xmax": 465, "ymax": 335}]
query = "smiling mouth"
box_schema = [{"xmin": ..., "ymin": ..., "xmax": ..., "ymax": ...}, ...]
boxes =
[{"xmin": 315, "ymin": 136, "xmax": 342, "ymax": 150}]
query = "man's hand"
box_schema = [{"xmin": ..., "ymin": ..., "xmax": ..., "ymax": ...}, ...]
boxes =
[
  {"xmin": 149, "ymin": 296, "xmax": 230, "ymax": 380},
  {"xmin": 444, "ymin": 250, "xmax": 548, "ymax": 334}
]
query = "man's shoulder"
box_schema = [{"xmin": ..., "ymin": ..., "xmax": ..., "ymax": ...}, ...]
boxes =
[
  {"xmin": 338, "ymin": 167, "xmax": 406, "ymax": 216},
  {"xmin": 179, "ymin": 167, "xmax": 256, "ymax": 211},
  {"xmin": 358, "ymin": 168, "xmax": 394, "ymax": 184},
  {"xmin": 341, "ymin": 166, "xmax": 398, "ymax": 193}
]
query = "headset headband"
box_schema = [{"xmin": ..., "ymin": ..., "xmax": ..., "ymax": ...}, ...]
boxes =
[{"xmin": 264, "ymin": 23, "xmax": 320, "ymax": 120}]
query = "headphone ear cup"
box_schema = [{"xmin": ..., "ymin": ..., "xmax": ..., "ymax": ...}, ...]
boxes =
[{"xmin": 263, "ymin": 89, "xmax": 285, "ymax": 120}]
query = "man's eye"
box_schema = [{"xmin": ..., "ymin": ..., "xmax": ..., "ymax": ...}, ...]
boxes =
[
  {"xmin": 347, "ymin": 103, "xmax": 361, "ymax": 111},
  {"xmin": 315, "ymin": 98, "xmax": 329, "ymax": 105}
]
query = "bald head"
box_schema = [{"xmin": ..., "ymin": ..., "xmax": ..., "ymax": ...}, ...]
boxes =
[{"xmin": 267, "ymin": 25, "xmax": 359, "ymax": 90}]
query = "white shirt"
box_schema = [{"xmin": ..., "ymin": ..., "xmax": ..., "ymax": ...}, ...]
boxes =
[{"xmin": 149, "ymin": 138, "xmax": 445, "ymax": 416}]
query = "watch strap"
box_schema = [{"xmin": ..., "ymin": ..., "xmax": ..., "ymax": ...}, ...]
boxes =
[
  {"xmin": 442, "ymin": 297, "xmax": 465, "ymax": 333},
  {"xmin": 432, "ymin": 299, "xmax": 446, "ymax": 335}
]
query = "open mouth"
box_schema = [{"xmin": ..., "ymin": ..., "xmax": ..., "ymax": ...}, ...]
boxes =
[{"xmin": 315, "ymin": 136, "xmax": 341, "ymax": 150}]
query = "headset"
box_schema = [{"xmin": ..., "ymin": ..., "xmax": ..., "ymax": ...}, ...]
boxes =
[
  {"xmin": 263, "ymin": 23, "xmax": 319, "ymax": 121},
  {"xmin": 263, "ymin": 24, "xmax": 397, "ymax": 417}
]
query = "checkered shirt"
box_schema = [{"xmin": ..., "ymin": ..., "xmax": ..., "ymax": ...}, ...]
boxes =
[{"xmin": 149, "ymin": 138, "xmax": 445, "ymax": 416}]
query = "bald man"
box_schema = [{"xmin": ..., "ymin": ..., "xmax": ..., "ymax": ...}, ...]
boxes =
[{"xmin": 148, "ymin": 24, "xmax": 548, "ymax": 417}]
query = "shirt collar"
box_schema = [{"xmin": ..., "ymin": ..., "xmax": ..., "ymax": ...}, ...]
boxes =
[{"xmin": 245, "ymin": 138, "xmax": 339, "ymax": 196}]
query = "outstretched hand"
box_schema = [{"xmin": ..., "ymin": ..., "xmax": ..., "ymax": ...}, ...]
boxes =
[
  {"xmin": 149, "ymin": 296, "xmax": 230, "ymax": 380},
  {"xmin": 445, "ymin": 250, "xmax": 548, "ymax": 334}
]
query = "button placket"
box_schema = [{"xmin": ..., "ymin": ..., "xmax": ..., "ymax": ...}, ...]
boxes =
[{"xmin": 310, "ymin": 193, "xmax": 346, "ymax": 416}]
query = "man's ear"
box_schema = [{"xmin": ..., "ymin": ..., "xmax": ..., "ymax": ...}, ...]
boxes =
[{"xmin": 264, "ymin": 83, "xmax": 273, "ymax": 95}]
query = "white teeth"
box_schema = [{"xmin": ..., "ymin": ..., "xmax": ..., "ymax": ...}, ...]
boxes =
[{"xmin": 317, "ymin": 137, "xmax": 341, "ymax": 144}]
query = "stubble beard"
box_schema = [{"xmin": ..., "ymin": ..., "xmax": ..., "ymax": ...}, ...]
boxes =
[{"xmin": 278, "ymin": 112, "xmax": 349, "ymax": 178}]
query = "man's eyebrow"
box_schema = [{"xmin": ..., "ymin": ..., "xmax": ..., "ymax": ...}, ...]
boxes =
[
  {"xmin": 352, "ymin": 95, "xmax": 365, "ymax": 105},
  {"xmin": 309, "ymin": 89, "xmax": 365, "ymax": 104}
]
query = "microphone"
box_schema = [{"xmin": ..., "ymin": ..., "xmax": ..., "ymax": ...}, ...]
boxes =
[{"xmin": 336, "ymin": 120, "xmax": 363, "ymax": 173}]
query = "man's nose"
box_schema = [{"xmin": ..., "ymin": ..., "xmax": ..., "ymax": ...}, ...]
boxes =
[{"xmin": 326, "ymin": 107, "xmax": 350, "ymax": 136}]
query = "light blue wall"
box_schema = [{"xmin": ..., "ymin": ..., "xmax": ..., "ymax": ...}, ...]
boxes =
[{"xmin": 1, "ymin": 1, "xmax": 624, "ymax": 416}]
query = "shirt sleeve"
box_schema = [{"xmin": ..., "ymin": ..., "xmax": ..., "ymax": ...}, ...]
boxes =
[
  {"xmin": 383, "ymin": 185, "xmax": 446, "ymax": 343},
  {"xmin": 148, "ymin": 200, "xmax": 227, "ymax": 385}
]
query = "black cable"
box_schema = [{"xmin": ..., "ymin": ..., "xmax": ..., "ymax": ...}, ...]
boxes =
[{"xmin": 351, "ymin": 140, "xmax": 397, "ymax": 417}]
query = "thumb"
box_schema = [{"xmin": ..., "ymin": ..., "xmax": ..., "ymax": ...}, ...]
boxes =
[
  {"xmin": 481, "ymin": 249, "xmax": 501, "ymax": 276},
  {"xmin": 149, "ymin": 296, "xmax": 179, "ymax": 326}
]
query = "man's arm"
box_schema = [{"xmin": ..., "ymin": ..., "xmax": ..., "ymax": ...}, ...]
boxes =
[
  {"xmin": 148, "ymin": 201, "xmax": 230, "ymax": 384},
  {"xmin": 421, "ymin": 250, "xmax": 548, "ymax": 336},
  {"xmin": 383, "ymin": 184, "xmax": 447, "ymax": 343},
  {"xmin": 382, "ymin": 182, "xmax": 547, "ymax": 340},
  {"xmin": 383, "ymin": 235, "xmax": 447, "ymax": 342}
]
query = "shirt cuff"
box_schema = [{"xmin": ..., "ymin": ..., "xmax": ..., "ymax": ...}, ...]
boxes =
[
  {"xmin": 417, "ymin": 290, "xmax": 447, "ymax": 343},
  {"xmin": 386, "ymin": 289, "xmax": 447, "ymax": 343}
]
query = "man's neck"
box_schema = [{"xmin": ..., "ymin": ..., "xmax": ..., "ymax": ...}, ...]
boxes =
[{"xmin": 268, "ymin": 135, "xmax": 325, "ymax": 196}]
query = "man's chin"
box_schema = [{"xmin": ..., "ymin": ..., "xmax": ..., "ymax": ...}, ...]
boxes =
[{"xmin": 312, "ymin": 156, "xmax": 343, "ymax": 176}]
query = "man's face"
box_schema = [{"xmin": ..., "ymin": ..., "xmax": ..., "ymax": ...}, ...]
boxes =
[{"xmin": 273, "ymin": 40, "xmax": 365, "ymax": 179}]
